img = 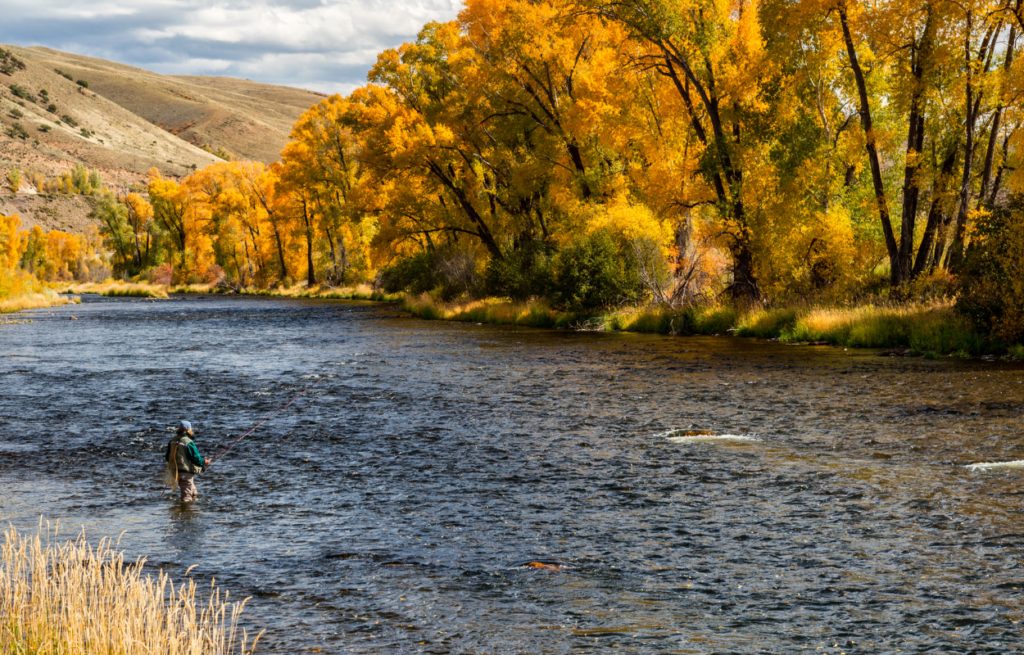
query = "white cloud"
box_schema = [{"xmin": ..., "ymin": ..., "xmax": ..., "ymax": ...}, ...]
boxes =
[{"xmin": 0, "ymin": 0, "xmax": 464, "ymax": 93}]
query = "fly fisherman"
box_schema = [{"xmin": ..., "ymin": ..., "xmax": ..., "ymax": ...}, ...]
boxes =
[{"xmin": 165, "ymin": 420, "xmax": 210, "ymax": 502}]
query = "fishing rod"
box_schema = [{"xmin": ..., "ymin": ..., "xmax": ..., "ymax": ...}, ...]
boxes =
[{"xmin": 204, "ymin": 376, "xmax": 326, "ymax": 468}]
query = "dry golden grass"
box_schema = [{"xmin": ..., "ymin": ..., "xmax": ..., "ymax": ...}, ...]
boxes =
[
  {"xmin": 401, "ymin": 294, "xmax": 578, "ymax": 328},
  {"xmin": 65, "ymin": 281, "xmax": 169, "ymax": 299},
  {"xmin": 171, "ymin": 282, "xmax": 398, "ymax": 301},
  {"xmin": 402, "ymin": 294, "xmax": 995, "ymax": 354},
  {"xmin": 0, "ymin": 290, "xmax": 72, "ymax": 313},
  {"xmin": 1, "ymin": 523, "xmax": 262, "ymax": 655}
]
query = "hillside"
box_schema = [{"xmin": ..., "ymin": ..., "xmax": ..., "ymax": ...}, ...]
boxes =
[
  {"xmin": 0, "ymin": 44, "xmax": 322, "ymax": 209},
  {"xmin": 22, "ymin": 47, "xmax": 324, "ymax": 163}
]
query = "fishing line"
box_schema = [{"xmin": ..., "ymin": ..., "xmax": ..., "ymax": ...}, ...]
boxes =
[{"xmin": 204, "ymin": 376, "xmax": 326, "ymax": 468}]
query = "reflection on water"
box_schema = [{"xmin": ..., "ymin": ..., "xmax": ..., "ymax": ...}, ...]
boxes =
[{"xmin": 2, "ymin": 294, "xmax": 1024, "ymax": 653}]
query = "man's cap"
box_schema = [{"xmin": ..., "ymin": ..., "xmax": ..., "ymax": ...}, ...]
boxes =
[{"xmin": 178, "ymin": 420, "xmax": 192, "ymax": 432}]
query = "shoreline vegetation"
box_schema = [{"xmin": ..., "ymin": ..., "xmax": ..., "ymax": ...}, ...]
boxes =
[
  {"xmin": 0, "ymin": 523, "xmax": 261, "ymax": 655},
  {"xmin": 0, "ymin": 287, "xmax": 73, "ymax": 313},
  {"xmin": 45, "ymin": 279, "xmax": 1024, "ymax": 359},
  {"xmin": 4, "ymin": 0, "xmax": 1024, "ymax": 359},
  {"xmin": 63, "ymin": 281, "xmax": 399, "ymax": 302},
  {"xmin": 401, "ymin": 294, "xmax": 1024, "ymax": 359}
]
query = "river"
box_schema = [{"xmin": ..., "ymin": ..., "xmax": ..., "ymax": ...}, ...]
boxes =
[{"xmin": 2, "ymin": 295, "xmax": 1023, "ymax": 653}]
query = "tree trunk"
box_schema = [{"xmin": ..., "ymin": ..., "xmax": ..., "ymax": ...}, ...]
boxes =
[
  {"xmin": 728, "ymin": 235, "xmax": 759, "ymax": 302},
  {"xmin": 324, "ymin": 225, "xmax": 339, "ymax": 283},
  {"xmin": 947, "ymin": 10, "xmax": 976, "ymax": 272},
  {"xmin": 427, "ymin": 161, "xmax": 503, "ymax": 259},
  {"xmin": 913, "ymin": 141, "xmax": 959, "ymax": 276},
  {"xmin": 301, "ymin": 198, "xmax": 316, "ymax": 287},
  {"xmin": 272, "ymin": 225, "xmax": 289, "ymax": 284},
  {"xmin": 976, "ymin": 26, "xmax": 1015, "ymax": 209},
  {"xmin": 896, "ymin": 9, "xmax": 934, "ymax": 286},
  {"xmin": 839, "ymin": 3, "xmax": 899, "ymax": 283},
  {"xmin": 988, "ymin": 128, "xmax": 1014, "ymax": 207},
  {"xmin": 660, "ymin": 50, "xmax": 758, "ymax": 300}
]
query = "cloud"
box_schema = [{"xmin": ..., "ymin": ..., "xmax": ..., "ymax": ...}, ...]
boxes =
[{"xmin": 0, "ymin": 0, "xmax": 463, "ymax": 93}]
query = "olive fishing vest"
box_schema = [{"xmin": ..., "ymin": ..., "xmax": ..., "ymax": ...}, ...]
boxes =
[{"xmin": 169, "ymin": 435, "xmax": 202, "ymax": 474}]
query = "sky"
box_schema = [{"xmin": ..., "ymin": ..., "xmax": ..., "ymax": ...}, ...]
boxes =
[{"xmin": 0, "ymin": 0, "xmax": 464, "ymax": 94}]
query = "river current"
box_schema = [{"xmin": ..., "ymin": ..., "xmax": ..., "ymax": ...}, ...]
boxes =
[{"xmin": 2, "ymin": 295, "xmax": 1024, "ymax": 653}]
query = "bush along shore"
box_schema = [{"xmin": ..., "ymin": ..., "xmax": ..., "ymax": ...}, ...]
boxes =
[{"xmin": 401, "ymin": 294, "xmax": 1023, "ymax": 360}]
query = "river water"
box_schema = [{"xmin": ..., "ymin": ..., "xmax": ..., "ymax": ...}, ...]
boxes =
[{"xmin": 2, "ymin": 295, "xmax": 1024, "ymax": 653}]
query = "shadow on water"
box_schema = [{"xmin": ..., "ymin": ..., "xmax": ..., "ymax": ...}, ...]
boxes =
[{"xmin": 2, "ymin": 294, "xmax": 1024, "ymax": 653}]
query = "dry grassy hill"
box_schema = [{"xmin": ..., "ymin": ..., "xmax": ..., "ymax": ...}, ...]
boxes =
[
  {"xmin": 21, "ymin": 47, "xmax": 324, "ymax": 163},
  {"xmin": 0, "ymin": 44, "xmax": 323, "ymax": 231}
]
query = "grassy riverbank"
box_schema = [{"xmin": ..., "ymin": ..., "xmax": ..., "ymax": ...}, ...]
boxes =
[
  {"xmin": 0, "ymin": 288, "xmax": 75, "ymax": 313},
  {"xmin": 171, "ymin": 282, "xmax": 400, "ymax": 301},
  {"xmin": 51, "ymin": 279, "xmax": 1016, "ymax": 357},
  {"xmin": 0, "ymin": 524, "xmax": 261, "ymax": 655},
  {"xmin": 65, "ymin": 281, "xmax": 170, "ymax": 298},
  {"xmin": 401, "ymin": 294, "xmax": 1012, "ymax": 357},
  {"xmin": 64, "ymin": 281, "xmax": 400, "ymax": 302}
]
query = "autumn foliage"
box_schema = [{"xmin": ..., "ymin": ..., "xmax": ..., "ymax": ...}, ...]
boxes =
[{"xmin": 5, "ymin": 0, "xmax": 1021, "ymax": 327}]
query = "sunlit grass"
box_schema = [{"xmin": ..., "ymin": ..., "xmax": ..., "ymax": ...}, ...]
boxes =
[
  {"xmin": 402, "ymin": 294, "xmax": 1001, "ymax": 355},
  {"xmin": 65, "ymin": 281, "xmax": 169, "ymax": 299},
  {"xmin": 293, "ymin": 283, "xmax": 399, "ymax": 302},
  {"xmin": 170, "ymin": 283, "xmax": 235, "ymax": 294},
  {"xmin": 780, "ymin": 301, "xmax": 983, "ymax": 352},
  {"xmin": 401, "ymin": 294, "xmax": 584, "ymax": 328},
  {"xmin": 0, "ymin": 289, "xmax": 72, "ymax": 313},
  {"xmin": 0, "ymin": 522, "xmax": 262, "ymax": 655},
  {"xmin": 104, "ymin": 285, "xmax": 170, "ymax": 299},
  {"xmin": 171, "ymin": 282, "xmax": 400, "ymax": 301},
  {"xmin": 735, "ymin": 306, "xmax": 800, "ymax": 338},
  {"xmin": 1, "ymin": 269, "xmax": 72, "ymax": 313}
]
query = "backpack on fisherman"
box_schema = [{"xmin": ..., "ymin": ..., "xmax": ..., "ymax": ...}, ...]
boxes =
[{"xmin": 164, "ymin": 420, "xmax": 210, "ymax": 502}]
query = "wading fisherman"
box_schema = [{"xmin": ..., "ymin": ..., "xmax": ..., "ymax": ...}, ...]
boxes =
[{"xmin": 165, "ymin": 420, "xmax": 210, "ymax": 502}]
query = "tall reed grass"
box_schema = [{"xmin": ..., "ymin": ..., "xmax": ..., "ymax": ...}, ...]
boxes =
[{"xmin": 0, "ymin": 523, "xmax": 262, "ymax": 655}]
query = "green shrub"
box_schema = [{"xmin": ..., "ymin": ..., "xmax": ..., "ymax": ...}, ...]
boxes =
[
  {"xmin": 378, "ymin": 252, "xmax": 438, "ymax": 295},
  {"xmin": 9, "ymin": 84, "xmax": 34, "ymax": 103},
  {"xmin": 378, "ymin": 248, "xmax": 477, "ymax": 301},
  {"xmin": 551, "ymin": 229, "xmax": 641, "ymax": 311},
  {"xmin": 0, "ymin": 49, "xmax": 26, "ymax": 76},
  {"xmin": 484, "ymin": 241, "xmax": 554, "ymax": 301},
  {"xmin": 62, "ymin": 114, "xmax": 78, "ymax": 127},
  {"xmin": 76, "ymin": 80, "xmax": 89, "ymax": 89},
  {"xmin": 6, "ymin": 122, "xmax": 29, "ymax": 140},
  {"xmin": 9, "ymin": 107, "xmax": 22, "ymax": 119},
  {"xmin": 38, "ymin": 124, "xmax": 51, "ymax": 133},
  {"xmin": 80, "ymin": 127, "xmax": 93, "ymax": 138},
  {"xmin": 957, "ymin": 196, "xmax": 1024, "ymax": 344},
  {"xmin": 46, "ymin": 103, "xmax": 57, "ymax": 113},
  {"xmin": 55, "ymin": 69, "xmax": 74, "ymax": 81}
]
